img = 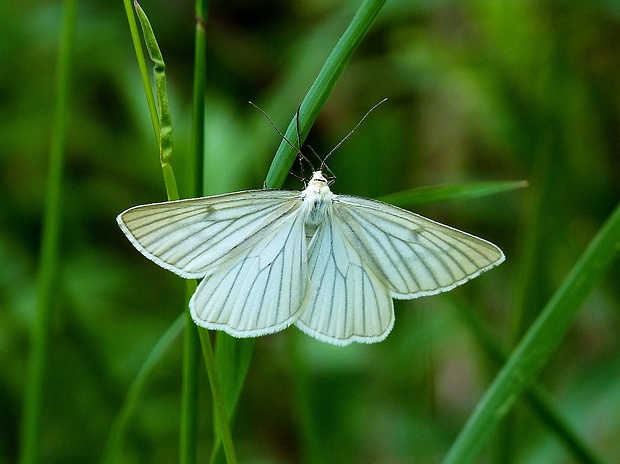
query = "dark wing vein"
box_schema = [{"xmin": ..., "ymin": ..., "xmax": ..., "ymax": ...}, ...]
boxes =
[
  {"xmin": 190, "ymin": 210, "xmax": 308, "ymax": 338},
  {"xmin": 296, "ymin": 217, "xmax": 394, "ymax": 345},
  {"xmin": 333, "ymin": 194, "xmax": 504, "ymax": 298},
  {"xmin": 117, "ymin": 190, "xmax": 302, "ymax": 278}
]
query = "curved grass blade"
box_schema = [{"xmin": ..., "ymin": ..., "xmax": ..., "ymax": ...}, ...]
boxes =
[
  {"xmin": 443, "ymin": 202, "xmax": 620, "ymax": 464},
  {"xmin": 451, "ymin": 297, "xmax": 605, "ymax": 464},
  {"xmin": 264, "ymin": 0, "xmax": 387, "ymax": 189},
  {"xmin": 378, "ymin": 180, "xmax": 528, "ymax": 207}
]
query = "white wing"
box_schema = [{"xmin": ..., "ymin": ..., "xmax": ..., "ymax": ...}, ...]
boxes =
[
  {"xmin": 332, "ymin": 195, "xmax": 504, "ymax": 297},
  {"xmin": 295, "ymin": 218, "xmax": 394, "ymax": 345},
  {"xmin": 117, "ymin": 190, "xmax": 309, "ymax": 337},
  {"xmin": 116, "ymin": 190, "xmax": 301, "ymax": 278},
  {"xmin": 295, "ymin": 195, "xmax": 504, "ymax": 345},
  {"xmin": 191, "ymin": 210, "xmax": 307, "ymax": 337}
]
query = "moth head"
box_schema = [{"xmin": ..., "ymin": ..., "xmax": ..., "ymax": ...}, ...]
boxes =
[
  {"xmin": 306, "ymin": 171, "xmax": 334, "ymax": 195},
  {"xmin": 309, "ymin": 170, "xmax": 335, "ymax": 187}
]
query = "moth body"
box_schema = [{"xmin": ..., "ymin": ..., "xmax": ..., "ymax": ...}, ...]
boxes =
[{"xmin": 301, "ymin": 171, "xmax": 334, "ymax": 237}]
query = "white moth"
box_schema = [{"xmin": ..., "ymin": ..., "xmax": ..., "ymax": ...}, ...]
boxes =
[{"xmin": 117, "ymin": 170, "xmax": 504, "ymax": 346}]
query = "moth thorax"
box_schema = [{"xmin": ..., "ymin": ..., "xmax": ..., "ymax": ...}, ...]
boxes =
[{"xmin": 302, "ymin": 187, "xmax": 332, "ymax": 228}]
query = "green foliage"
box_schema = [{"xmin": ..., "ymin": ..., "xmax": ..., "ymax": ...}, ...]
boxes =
[{"xmin": 2, "ymin": 0, "xmax": 619, "ymax": 463}]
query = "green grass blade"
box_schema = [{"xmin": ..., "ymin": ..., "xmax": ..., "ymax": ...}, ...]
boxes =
[
  {"xmin": 211, "ymin": 335, "xmax": 254, "ymax": 464},
  {"xmin": 189, "ymin": 0, "xmax": 239, "ymax": 462},
  {"xmin": 19, "ymin": 1, "xmax": 77, "ymax": 463},
  {"xmin": 134, "ymin": 3, "xmax": 216, "ymax": 462},
  {"xmin": 264, "ymin": 0, "xmax": 387, "ymax": 189},
  {"xmin": 451, "ymin": 297, "xmax": 606, "ymax": 464},
  {"xmin": 214, "ymin": 335, "xmax": 254, "ymax": 421},
  {"xmin": 178, "ymin": 0, "xmax": 210, "ymax": 462},
  {"xmin": 107, "ymin": 4, "xmax": 211, "ymax": 463},
  {"xmin": 443, "ymin": 202, "xmax": 620, "ymax": 464},
  {"xmin": 378, "ymin": 180, "xmax": 528, "ymax": 207},
  {"xmin": 521, "ymin": 386, "xmax": 605, "ymax": 464},
  {"xmin": 133, "ymin": 0, "xmax": 178, "ymax": 202},
  {"xmin": 199, "ymin": 331, "xmax": 238, "ymax": 464},
  {"xmin": 99, "ymin": 314, "xmax": 185, "ymax": 464},
  {"xmin": 180, "ymin": 283, "xmax": 200, "ymax": 464},
  {"xmin": 191, "ymin": 0, "xmax": 208, "ymax": 197},
  {"xmin": 123, "ymin": 0, "xmax": 160, "ymax": 148}
]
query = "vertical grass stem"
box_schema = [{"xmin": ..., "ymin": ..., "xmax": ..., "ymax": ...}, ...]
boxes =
[{"xmin": 19, "ymin": 0, "xmax": 78, "ymax": 462}]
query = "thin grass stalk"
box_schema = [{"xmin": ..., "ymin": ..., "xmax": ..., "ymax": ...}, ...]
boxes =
[
  {"xmin": 210, "ymin": 333, "xmax": 253, "ymax": 463},
  {"xmin": 199, "ymin": 331, "xmax": 237, "ymax": 464},
  {"xmin": 192, "ymin": 0, "xmax": 208, "ymax": 198},
  {"xmin": 443, "ymin": 202, "xmax": 620, "ymax": 464},
  {"xmin": 19, "ymin": 1, "xmax": 78, "ymax": 463},
  {"xmin": 180, "ymin": 0, "xmax": 209, "ymax": 462},
  {"xmin": 188, "ymin": 0, "xmax": 242, "ymax": 461},
  {"xmin": 99, "ymin": 314, "xmax": 185, "ymax": 464},
  {"xmin": 180, "ymin": 284, "xmax": 200, "ymax": 464},
  {"xmin": 135, "ymin": 2, "xmax": 203, "ymax": 460},
  {"xmin": 290, "ymin": 334, "xmax": 326, "ymax": 464},
  {"xmin": 101, "ymin": 4, "xmax": 203, "ymax": 463}
]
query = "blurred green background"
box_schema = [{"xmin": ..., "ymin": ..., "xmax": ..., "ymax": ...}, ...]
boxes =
[{"xmin": 2, "ymin": 0, "xmax": 619, "ymax": 462}]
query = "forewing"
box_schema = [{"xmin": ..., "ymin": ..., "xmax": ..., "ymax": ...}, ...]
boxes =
[
  {"xmin": 117, "ymin": 190, "xmax": 301, "ymax": 278},
  {"xmin": 333, "ymin": 195, "xmax": 505, "ymax": 298},
  {"xmin": 191, "ymin": 211, "xmax": 307, "ymax": 337},
  {"xmin": 295, "ymin": 218, "xmax": 394, "ymax": 345}
]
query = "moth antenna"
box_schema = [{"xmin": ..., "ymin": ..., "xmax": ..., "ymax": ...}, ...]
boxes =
[
  {"xmin": 288, "ymin": 170, "xmax": 307, "ymax": 186},
  {"xmin": 294, "ymin": 104, "xmax": 315, "ymax": 181},
  {"xmin": 306, "ymin": 144, "xmax": 323, "ymax": 169},
  {"xmin": 321, "ymin": 161, "xmax": 336, "ymax": 184},
  {"xmin": 250, "ymin": 101, "xmax": 314, "ymax": 176},
  {"xmin": 320, "ymin": 98, "xmax": 387, "ymax": 170}
]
